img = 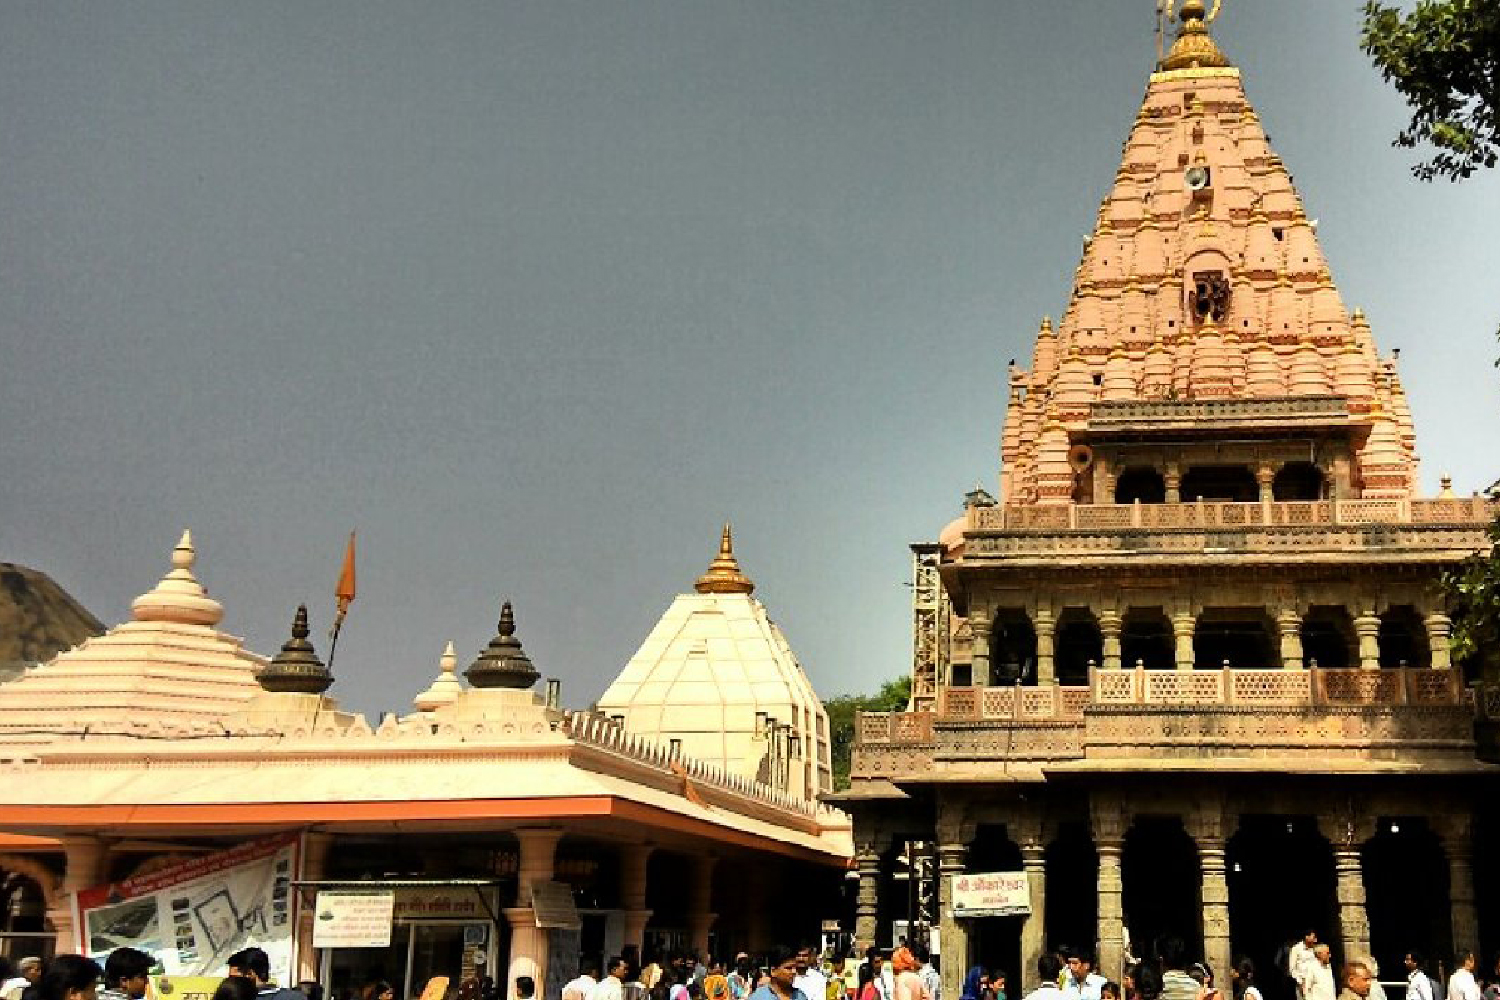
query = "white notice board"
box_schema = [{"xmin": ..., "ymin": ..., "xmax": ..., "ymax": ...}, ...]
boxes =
[{"xmin": 313, "ymin": 891, "xmax": 396, "ymax": 948}]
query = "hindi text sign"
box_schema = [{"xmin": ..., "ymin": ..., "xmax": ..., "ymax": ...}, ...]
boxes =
[
  {"xmin": 950, "ymin": 871, "xmax": 1030, "ymax": 917},
  {"xmin": 312, "ymin": 891, "xmax": 396, "ymax": 948}
]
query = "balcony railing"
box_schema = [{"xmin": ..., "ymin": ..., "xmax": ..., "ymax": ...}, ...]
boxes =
[{"xmin": 970, "ymin": 497, "xmax": 1495, "ymax": 532}]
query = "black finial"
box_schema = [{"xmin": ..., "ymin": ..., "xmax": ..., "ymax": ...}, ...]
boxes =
[
  {"xmin": 258, "ymin": 604, "xmax": 333, "ymax": 694},
  {"xmin": 467, "ymin": 600, "xmax": 539, "ymax": 690}
]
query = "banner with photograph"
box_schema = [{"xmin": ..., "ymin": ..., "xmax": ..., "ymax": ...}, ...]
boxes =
[{"xmin": 75, "ymin": 833, "xmax": 301, "ymax": 985}]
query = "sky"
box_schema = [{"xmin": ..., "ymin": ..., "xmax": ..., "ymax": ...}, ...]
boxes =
[{"xmin": 2, "ymin": 2, "xmax": 1497, "ymax": 720}]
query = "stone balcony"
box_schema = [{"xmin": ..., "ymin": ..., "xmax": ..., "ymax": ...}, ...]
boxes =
[
  {"xmin": 959, "ymin": 497, "xmax": 1495, "ymax": 564},
  {"xmin": 851, "ymin": 667, "xmax": 1484, "ymax": 783}
]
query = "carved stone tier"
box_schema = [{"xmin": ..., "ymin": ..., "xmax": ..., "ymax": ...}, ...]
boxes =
[{"xmin": 1088, "ymin": 395, "xmax": 1354, "ymax": 433}]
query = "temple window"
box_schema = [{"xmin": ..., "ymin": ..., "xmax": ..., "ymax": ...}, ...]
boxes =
[
  {"xmin": 1377, "ymin": 605, "xmax": 1429, "ymax": 668},
  {"xmin": 1122, "ymin": 607, "xmax": 1174, "ymax": 669},
  {"xmin": 1190, "ymin": 270, "xmax": 1231, "ymax": 322},
  {"xmin": 1193, "ymin": 608, "xmax": 1276, "ymax": 669},
  {"xmin": 1302, "ymin": 606, "xmax": 1354, "ymax": 668},
  {"xmin": 1115, "ymin": 466, "xmax": 1167, "ymax": 504},
  {"xmin": 989, "ymin": 609, "xmax": 1037, "ymax": 686},
  {"xmin": 1272, "ymin": 461, "xmax": 1326, "ymax": 501},
  {"xmin": 1181, "ymin": 465, "xmax": 1258, "ymax": 502},
  {"xmin": 1054, "ymin": 608, "xmax": 1102, "ymax": 685}
]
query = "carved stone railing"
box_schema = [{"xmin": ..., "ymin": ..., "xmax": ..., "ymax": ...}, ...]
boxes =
[
  {"xmin": 970, "ymin": 497, "xmax": 1494, "ymax": 533},
  {"xmin": 1089, "ymin": 395, "xmax": 1355, "ymax": 429}
]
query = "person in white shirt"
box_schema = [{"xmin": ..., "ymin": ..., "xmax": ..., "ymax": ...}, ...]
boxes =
[
  {"xmin": 795, "ymin": 948, "xmax": 829, "ymax": 1000},
  {"xmin": 1023, "ymin": 956, "xmax": 1065, "ymax": 1000},
  {"xmin": 1301, "ymin": 947, "xmax": 1337, "ymax": 1000},
  {"xmin": 1407, "ymin": 954, "xmax": 1435, "ymax": 1000},
  {"xmin": 1448, "ymin": 954, "xmax": 1480, "ymax": 1000},
  {"xmin": 1290, "ymin": 934, "xmax": 1320, "ymax": 1000},
  {"xmin": 563, "ymin": 964, "xmax": 601, "ymax": 1000},
  {"xmin": 597, "ymin": 958, "xmax": 629, "ymax": 1000},
  {"xmin": 2, "ymin": 959, "xmax": 42, "ymax": 1000},
  {"xmin": 1064, "ymin": 952, "xmax": 1107, "ymax": 1000},
  {"xmin": 919, "ymin": 949, "xmax": 941, "ymax": 1000}
]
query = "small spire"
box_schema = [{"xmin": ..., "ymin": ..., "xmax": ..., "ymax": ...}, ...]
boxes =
[
  {"xmin": 466, "ymin": 601, "xmax": 540, "ymax": 689},
  {"xmin": 1161, "ymin": 0, "xmax": 1231, "ymax": 71},
  {"xmin": 414, "ymin": 640, "xmax": 464, "ymax": 711},
  {"xmin": 130, "ymin": 529, "xmax": 224, "ymax": 626},
  {"xmin": 1439, "ymin": 475, "xmax": 1455, "ymax": 499},
  {"xmin": 695, "ymin": 524, "xmax": 755, "ymax": 595},
  {"xmin": 258, "ymin": 604, "xmax": 333, "ymax": 694}
]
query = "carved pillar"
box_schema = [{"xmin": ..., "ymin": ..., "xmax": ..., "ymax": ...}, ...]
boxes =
[
  {"xmin": 938, "ymin": 841, "xmax": 970, "ymax": 1000},
  {"xmin": 1439, "ymin": 815, "xmax": 1478, "ymax": 960},
  {"xmin": 1091, "ymin": 795, "xmax": 1129, "ymax": 982},
  {"xmin": 297, "ymin": 832, "xmax": 335, "ymax": 982},
  {"xmin": 1016, "ymin": 818, "xmax": 1048, "ymax": 992},
  {"xmin": 855, "ymin": 844, "xmax": 882, "ymax": 953},
  {"xmin": 619, "ymin": 843, "xmax": 654, "ymax": 963},
  {"xmin": 1198, "ymin": 837, "xmax": 1232, "ymax": 979},
  {"xmin": 970, "ymin": 619, "xmax": 993, "ymax": 687},
  {"xmin": 1257, "ymin": 465, "xmax": 1276, "ymax": 504},
  {"xmin": 1425, "ymin": 613, "xmax": 1453, "ymax": 670},
  {"xmin": 1278, "ymin": 609, "xmax": 1304, "ymax": 670},
  {"xmin": 1099, "ymin": 610, "xmax": 1123, "ymax": 671},
  {"xmin": 48, "ymin": 836, "xmax": 108, "ymax": 952},
  {"xmin": 686, "ymin": 856, "xmax": 717, "ymax": 960},
  {"xmin": 1165, "ymin": 468, "xmax": 1182, "ymax": 504},
  {"xmin": 507, "ymin": 828, "xmax": 563, "ymax": 997},
  {"xmin": 1034, "ymin": 607, "xmax": 1056, "ymax": 685},
  {"xmin": 1353, "ymin": 611, "xmax": 1382, "ymax": 669},
  {"xmin": 1172, "ymin": 611, "xmax": 1196, "ymax": 671},
  {"xmin": 1318, "ymin": 808, "xmax": 1375, "ymax": 963}
]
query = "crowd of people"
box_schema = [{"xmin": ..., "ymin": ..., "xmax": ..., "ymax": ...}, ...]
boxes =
[{"xmin": 0, "ymin": 947, "xmax": 308, "ymax": 1000}]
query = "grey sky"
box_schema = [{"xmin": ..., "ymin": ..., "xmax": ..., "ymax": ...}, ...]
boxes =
[{"xmin": 3, "ymin": 2, "xmax": 1497, "ymax": 719}]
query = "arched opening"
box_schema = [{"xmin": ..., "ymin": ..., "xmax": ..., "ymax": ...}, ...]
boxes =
[
  {"xmin": 1194, "ymin": 608, "xmax": 1276, "ymax": 669},
  {"xmin": 1302, "ymin": 607, "xmax": 1354, "ymax": 669},
  {"xmin": 876, "ymin": 836, "xmax": 931, "ymax": 953},
  {"xmin": 1045, "ymin": 822, "xmax": 1098, "ymax": 956},
  {"xmin": 1122, "ymin": 608, "xmax": 1174, "ymax": 670},
  {"xmin": 990, "ymin": 610, "xmax": 1037, "ymax": 686},
  {"xmin": 1378, "ymin": 606, "xmax": 1430, "ymax": 668},
  {"xmin": 1364, "ymin": 818, "xmax": 1450, "ymax": 986},
  {"xmin": 1181, "ymin": 465, "xmax": 1259, "ymax": 502},
  {"xmin": 0, "ymin": 865, "xmax": 53, "ymax": 963},
  {"xmin": 1055, "ymin": 608, "xmax": 1102, "ymax": 685},
  {"xmin": 968, "ymin": 825, "xmax": 1024, "ymax": 992},
  {"xmin": 1122, "ymin": 816, "xmax": 1201, "ymax": 965},
  {"xmin": 1226, "ymin": 816, "xmax": 1337, "ymax": 1000},
  {"xmin": 1116, "ymin": 467, "xmax": 1167, "ymax": 505},
  {"xmin": 1272, "ymin": 462, "xmax": 1326, "ymax": 501}
]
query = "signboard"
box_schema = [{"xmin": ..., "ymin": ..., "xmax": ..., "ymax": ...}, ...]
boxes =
[
  {"xmin": 75, "ymin": 833, "xmax": 300, "ymax": 984},
  {"xmin": 392, "ymin": 887, "xmax": 493, "ymax": 921},
  {"xmin": 312, "ymin": 891, "xmax": 395, "ymax": 948},
  {"xmin": 530, "ymin": 881, "xmax": 580, "ymax": 930},
  {"xmin": 950, "ymin": 871, "xmax": 1030, "ymax": 917}
]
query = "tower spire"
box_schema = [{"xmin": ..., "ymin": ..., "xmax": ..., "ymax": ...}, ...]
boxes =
[
  {"xmin": 695, "ymin": 523, "xmax": 755, "ymax": 595},
  {"xmin": 1161, "ymin": 0, "xmax": 1230, "ymax": 71}
]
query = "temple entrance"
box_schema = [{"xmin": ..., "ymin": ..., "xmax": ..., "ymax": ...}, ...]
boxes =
[
  {"xmin": 1302, "ymin": 607, "xmax": 1354, "ymax": 669},
  {"xmin": 991, "ymin": 611, "xmax": 1037, "ymax": 686},
  {"xmin": 1377, "ymin": 606, "xmax": 1429, "ymax": 668},
  {"xmin": 1194, "ymin": 609, "xmax": 1276, "ymax": 669},
  {"xmin": 1122, "ymin": 817, "xmax": 1201, "ymax": 964},
  {"xmin": 967, "ymin": 825, "xmax": 1024, "ymax": 990},
  {"xmin": 1055, "ymin": 609, "xmax": 1102, "ymax": 686},
  {"xmin": 1226, "ymin": 816, "xmax": 1336, "ymax": 1000},
  {"xmin": 1181, "ymin": 466, "xmax": 1258, "ymax": 502},
  {"xmin": 1122, "ymin": 608, "xmax": 1173, "ymax": 670},
  {"xmin": 1045, "ymin": 822, "xmax": 1098, "ymax": 955},
  {"xmin": 1364, "ymin": 818, "xmax": 1450, "ymax": 984}
]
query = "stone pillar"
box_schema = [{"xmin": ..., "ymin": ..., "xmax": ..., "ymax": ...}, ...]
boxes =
[
  {"xmin": 507, "ymin": 828, "xmax": 563, "ymax": 997},
  {"xmin": 1198, "ymin": 837, "xmax": 1232, "ymax": 979},
  {"xmin": 855, "ymin": 845, "xmax": 882, "ymax": 954},
  {"xmin": 1173, "ymin": 611, "xmax": 1196, "ymax": 671},
  {"xmin": 1278, "ymin": 610, "xmax": 1304, "ymax": 670},
  {"xmin": 938, "ymin": 842, "xmax": 970, "ymax": 1000},
  {"xmin": 1165, "ymin": 468, "xmax": 1182, "ymax": 504},
  {"xmin": 1034, "ymin": 608, "xmax": 1056, "ymax": 685},
  {"xmin": 686, "ymin": 856, "xmax": 717, "ymax": 961},
  {"xmin": 619, "ymin": 843, "xmax": 654, "ymax": 964},
  {"xmin": 297, "ymin": 832, "xmax": 335, "ymax": 983},
  {"xmin": 1425, "ymin": 613, "xmax": 1453, "ymax": 670},
  {"xmin": 1257, "ymin": 465, "xmax": 1276, "ymax": 504},
  {"xmin": 1090, "ymin": 795, "xmax": 1129, "ymax": 983},
  {"xmin": 1099, "ymin": 610, "xmax": 1123, "ymax": 671},
  {"xmin": 48, "ymin": 836, "xmax": 108, "ymax": 952},
  {"xmin": 1353, "ymin": 612, "xmax": 1382, "ymax": 669},
  {"xmin": 1317, "ymin": 810, "xmax": 1374, "ymax": 964},
  {"xmin": 1019, "ymin": 838, "xmax": 1048, "ymax": 991},
  {"xmin": 970, "ymin": 619, "xmax": 993, "ymax": 687},
  {"xmin": 1440, "ymin": 816, "xmax": 1479, "ymax": 961}
]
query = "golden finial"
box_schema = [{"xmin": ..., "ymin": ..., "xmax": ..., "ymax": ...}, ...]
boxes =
[
  {"xmin": 1162, "ymin": 0, "xmax": 1230, "ymax": 71},
  {"xmin": 695, "ymin": 523, "xmax": 755, "ymax": 595}
]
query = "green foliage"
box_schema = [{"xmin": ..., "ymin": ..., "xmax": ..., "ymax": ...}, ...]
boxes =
[
  {"xmin": 1444, "ymin": 495, "xmax": 1500, "ymax": 679},
  {"xmin": 825, "ymin": 675, "xmax": 912, "ymax": 791},
  {"xmin": 1360, "ymin": 0, "xmax": 1500, "ymax": 181}
]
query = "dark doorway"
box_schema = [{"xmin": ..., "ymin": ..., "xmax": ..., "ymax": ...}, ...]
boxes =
[
  {"xmin": 1056, "ymin": 609, "xmax": 1102, "ymax": 685},
  {"xmin": 1117, "ymin": 467, "xmax": 1167, "ymax": 504},
  {"xmin": 1194, "ymin": 608, "xmax": 1276, "ymax": 669},
  {"xmin": 1302, "ymin": 607, "xmax": 1354, "ymax": 669},
  {"xmin": 991, "ymin": 611, "xmax": 1038, "ymax": 686},
  {"xmin": 1123, "ymin": 816, "xmax": 1201, "ymax": 965},
  {"xmin": 1046, "ymin": 822, "xmax": 1099, "ymax": 955},
  {"xmin": 1123, "ymin": 608, "xmax": 1174, "ymax": 670},
  {"xmin": 1364, "ymin": 818, "xmax": 1451, "ymax": 984},
  {"xmin": 968, "ymin": 825, "xmax": 1025, "ymax": 990},
  {"xmin": 1273, "ymin": 462, "xmax": 1326, "ymax": 501},
  {"xmin": 1378, "ymin": 606, "xmax": 1429, "ymax": 668},
  {"xmin": 1181, "ymin": 465, "xmax": 1259, "ymax": 502},
  {"xmin": 1226, "ymin": 816, "xmax": 1337, "ymax": 1000}
]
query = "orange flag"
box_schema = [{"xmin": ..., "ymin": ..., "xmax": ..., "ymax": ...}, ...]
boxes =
[{"xmin": 335, "ymin": 530, "xmax": 357, "ymax": 623}]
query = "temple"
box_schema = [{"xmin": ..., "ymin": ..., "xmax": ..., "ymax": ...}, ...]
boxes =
[{"xmin": 842, "ymin": 5, "xmax": 1499, "ymax": 999}]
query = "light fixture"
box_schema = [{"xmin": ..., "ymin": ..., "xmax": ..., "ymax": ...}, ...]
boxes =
[
  {"xmin": 1233, "ymin": 862, "xmax": 1242, "ymax": 873},
  {"xmin": 1390, "ymin": 822, "xmax": 1401, "ymax": 834}
]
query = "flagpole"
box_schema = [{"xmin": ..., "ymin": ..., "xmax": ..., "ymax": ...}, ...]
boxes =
[{"xmin": 328, "ymin": 530, "xmax": 357, "ymax": 674}]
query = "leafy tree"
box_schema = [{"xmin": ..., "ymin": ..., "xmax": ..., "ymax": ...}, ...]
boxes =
[
  {"xmin": 1360, "ymin": 0, "xmax": 1500, "ymax": 181},
  {"xmin": 826, "ymin": 675, "xmax": 912, "ymax": 791},
  {"xmin": 1445, "ymin": 507, "xmax": 1500, "ymax": 680}
]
